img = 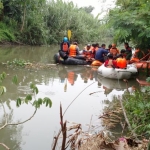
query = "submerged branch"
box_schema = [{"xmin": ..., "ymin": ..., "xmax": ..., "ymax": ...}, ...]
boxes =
[
  {"xmin": 0, "ymin": 143, "xmax": 10, "ymax": 150},
  {"xmin": 0, "ymin": 99, "xmax": 8, "ymax": 130},
  {"xmin": 8, "ymin": 108, "xmax": 37, "ymax": 126}
]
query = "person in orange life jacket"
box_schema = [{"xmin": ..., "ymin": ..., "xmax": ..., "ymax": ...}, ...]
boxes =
[
  {"xmin": 82, "ymin": 44, "xmax": 93, "ymax": 62},
  {"xmin": 130, "ymin": 46, "xmax": 145, "ymax": 63},
  {"xmin": 110, "ymin": 43, "xmax": 120, "ymax": 58},
  {"xmin": 59, "ymin": 36, "xmax": 70, "ymax": 60},
  {"xmin": 104, "ymin": 54, "xmax": 117, "ymax": 68},
  {"xmin": 90, "ymin": 43, "xmax": 96, "ymax": 59},
  {"xmin": 60, "ymin": 36, "xmax": 70, "ymax": 52},
  {"xmin": 68, "ymin": 42, "xmax": 85, "ymax": 59},
  {"xmin": 83, "ymin": 43, "xmax": 91, "ymax": 51},
  {"xmin": 124, "ymin": 42, "xmax": 132, "ymax": 62},
  {"xmin": 95, "ymin": 44, "xmax": 109, "ymax": 63}
]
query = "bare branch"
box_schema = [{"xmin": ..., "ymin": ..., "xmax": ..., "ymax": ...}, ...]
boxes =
[
  {"xmin": 0, "ymin": 143, "xmax": 10, "ymax": 150},
  {"xmin": 8, "ymin": 108, "xmax": 37, "ymax": 126},
  {"xmin": 52, "ymin": 129, "xmax": 61, "ymax": 150}
]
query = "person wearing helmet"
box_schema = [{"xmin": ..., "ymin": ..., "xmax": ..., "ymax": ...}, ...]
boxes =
[
  {"xmin": 60, "ymin": 36, "xmax": 70, "ymax": 52},
  {"xmin": 59, "ymin": 36, "xmax": 70, "ymax": 60}
]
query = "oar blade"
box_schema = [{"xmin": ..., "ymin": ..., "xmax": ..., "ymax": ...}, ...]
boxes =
[{"xmin": 68, "ymin": 30, "xmax": 71, "ymax": 41}]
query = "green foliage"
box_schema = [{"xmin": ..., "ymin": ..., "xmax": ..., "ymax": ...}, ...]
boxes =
[
  {"xmin": 0, "ymin": 72, "xmax": 6, "ymax": 83},
  {"xmin": 12, "ymin": 75, "xmax": 18, "ymax": 85},
  {"xmin": 0, "ymin": 0, "xmax": 3, "ymax": 14},
  {"xmin": 15, "ymin": 82, "xmax": 52, "ymax": 108},
  {"xmin": 0, "ymin": 72, "xmax": 52, "ymax": 109},
  {"xmin": 45, "ymin": 0, "xmax": 108, "ymax": 44},
  {"xmin": 123, "ymin": 86, "xmax": 150, "ymax": 136},
  {"xmin": 1, "ymin": 0, "xmax": 112, "ymax": 45},
  {"xmin": 0, "ymin": 22, "xmax": 16, "ymax": 41},
  {"xmin": 107, "ymin": 0, "xmax": 150, "ymax": 51},
  {"xmin": 0, "ymin": 72, "xmax": 7, "ymax": 95},
  {"xmin": 6, "ymin": 58, "xmax": 29, "ymax": 67}
]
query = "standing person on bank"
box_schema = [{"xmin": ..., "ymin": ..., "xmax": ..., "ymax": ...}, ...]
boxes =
[{"xmin": 124, "ymin": 42, "xmax": 132, "ymax": 63}]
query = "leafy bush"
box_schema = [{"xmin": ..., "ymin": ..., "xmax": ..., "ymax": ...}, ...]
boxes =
[{"xmin": 123, "ymin": 82, "xmax": 150, "ymax": 137}]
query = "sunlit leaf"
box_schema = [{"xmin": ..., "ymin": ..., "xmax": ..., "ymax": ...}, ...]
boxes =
[{"xmin": 12, "ymin": 75, "xmax": 18, "ymax": 84}]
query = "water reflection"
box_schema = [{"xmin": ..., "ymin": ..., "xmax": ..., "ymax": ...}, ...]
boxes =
[
  {"xmin": 97, "ymin": 75, "xmax": 139, "ymax": 101},
  {"xmin": 0, "ymin": 108, "xmax": 22, "ymax": 150},
  {"xmin": 0, "ymin": 46, "xmax": 140, "ymax": 150},
  {"xmin": 58, "ymin": 66, "xmax": 98, "ymax": 87}
]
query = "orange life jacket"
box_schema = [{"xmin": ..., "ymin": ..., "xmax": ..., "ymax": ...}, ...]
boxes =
[
  {"xmin": 83, "ymin": 50, "xmax": 92, "ymax": 58},
  {"xmin": 90, "ymin": 46, "xmax": 96, "ymax": 58},
  {"xmin": 62, "ymin": 42, "xmax": 69, "ymax": 52},
  {"xmin": 91, "ymin": 60, "xmax": 103, "ymax": 66},
  {"xmin": 116, "ymin": 58, "xmax": 127, "ymax": 68},
  {"xmin": 69, "ymin": 45, "xmax": 77, "ymax": 57},
  {"xmin": 84, "ymin": 46, "xmax": 91, "ymax": 51},
  {"xmin": 110, "ymin": 48, "xmax": 119, "ymax": 56},
  {"xmin": 67, "ymin": 72, "xmax": 75, "ymax": 85}
]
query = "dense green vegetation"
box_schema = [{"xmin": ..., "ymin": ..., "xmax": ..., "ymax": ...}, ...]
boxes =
[
  {"xmin": 0, "ymin": 0, "xmax": 110, "ymax": 45},
  {"xmin": 107, "ymin": 0, "xmax": 150, "ymax": 51},
  {"xmin": 0, "ymin": 0, "xmax": 150, "ymax": 52},
  {"xmin": 123, "ymin": 77, "xmax": 150, "ymax": 137}
]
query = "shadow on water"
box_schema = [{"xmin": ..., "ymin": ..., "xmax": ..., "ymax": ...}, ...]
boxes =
[{"xmin": 0, "ymin": 45, "xmax": 144, "ymax": 149}]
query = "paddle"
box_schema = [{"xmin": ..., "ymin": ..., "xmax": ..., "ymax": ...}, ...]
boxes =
[
  {"xmin": 67, "ymin": 30, "xmax": 71, "ymax": 41},
  {"xmin": 139, "ymin": 52, "xmax": 150, "ymax": 61}
]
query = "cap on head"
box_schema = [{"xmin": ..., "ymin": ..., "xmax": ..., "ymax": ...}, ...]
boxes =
[{"xmin": 63, "ymin": 37, "xmax": 68, "ymax": 42}]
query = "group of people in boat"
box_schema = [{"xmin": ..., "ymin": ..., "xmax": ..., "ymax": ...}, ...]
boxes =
[{"xmin": 59, "ymin": 36, "xmax": 150, "ymax": 68}]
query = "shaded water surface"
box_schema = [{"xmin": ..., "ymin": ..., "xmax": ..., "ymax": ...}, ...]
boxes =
[{"xmin": 0, "ymin": 45, "xmax": 139, "ymax": 150}]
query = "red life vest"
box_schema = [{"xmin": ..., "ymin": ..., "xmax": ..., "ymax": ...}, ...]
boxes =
[
  {"xmin": 62, "ymin": 42, "xmax": 69, "ymax": 52},
  {"xmin": 83, "ymin": 50, "xmax": 92, "ymax": 58}
]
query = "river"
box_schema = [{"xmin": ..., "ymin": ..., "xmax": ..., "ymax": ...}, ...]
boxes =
[{"xmin": 0, "ymin": 45, "xmax": 140, "ymax": 150}]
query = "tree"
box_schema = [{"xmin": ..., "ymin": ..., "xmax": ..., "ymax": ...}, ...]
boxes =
[{"xmin": 107, "ymin": 0, "xmax": 150, "ymax": 51}]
